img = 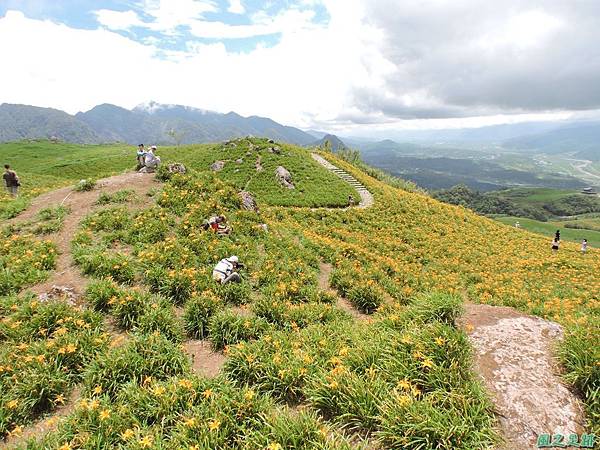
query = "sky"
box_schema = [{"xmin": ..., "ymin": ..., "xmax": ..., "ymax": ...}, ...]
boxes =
[{"xmin": 1, "ymin": 0, "xmax": 600, "ymax": 135}]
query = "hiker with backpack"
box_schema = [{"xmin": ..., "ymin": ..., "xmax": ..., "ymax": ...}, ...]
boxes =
[{"xmin": 3, "ymin": 164, "xmax": 20, "ymax": 197}]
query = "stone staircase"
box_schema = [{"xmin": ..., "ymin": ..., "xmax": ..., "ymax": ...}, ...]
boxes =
[{"xmin": 311, "ymin": 153, "xmax": 374, "ymax": 208}]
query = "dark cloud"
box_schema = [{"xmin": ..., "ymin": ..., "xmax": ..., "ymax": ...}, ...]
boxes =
[{"xmin": 348, "ymin": 0, "xmax": 600, "ymax": 120}]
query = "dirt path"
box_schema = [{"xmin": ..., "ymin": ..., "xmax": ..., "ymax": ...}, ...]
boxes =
[
  {"xmin": 311, "ymin": 153, "xmax": 374, "ymax": 209},
  {"xmin": 318, "ymin": 262, "xmax": 369, "ymax": 320},
  {"xmin": 459, "ymin": 304, "xmax": 586, "ymax": 450},
  {"xmin": 15, "ymin": 172, "xmax": 157, "ymax": 300},
  {"xmin": 184, "ymin": 340, "xmax": 227, "ymax": 378}
]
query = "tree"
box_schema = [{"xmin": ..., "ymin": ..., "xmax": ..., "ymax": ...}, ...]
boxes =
[{"xmin": 167, "ymin": 128, "xmax": 185, "ymax": 147}]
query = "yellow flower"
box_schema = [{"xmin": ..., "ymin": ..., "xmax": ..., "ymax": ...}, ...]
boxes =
[
  {"xmin": 139, "ymin": 435, "xmax": 154, "ymax": 448},
  {"xmin": 183, "ymin": 417, "xmax": 197, "ymax": 427},
  {"xmin": 422, "ymin": 358, "xmax": 434, "ymax": 369},
  {"xmin": 121, "ymin": 428, "xmax": 134, "ymax": 440},
  {"xmin": 208, "ymin": 419, "xmax": 221, "ymax": 431},
  {"xmin": 7, "ymin": 399, "xmax": 18, "ymax": 409},
  {"xmin": 92, "ymin": 385, "xmax": 102, "ymax": 395},
  {"xmin": 244, "ymin": 389, "xmax": 255, "ymax": 401},
  {"xmin": 203, "ymin": 389, "xmax": 213, "ymax": 399},
  {"xmin": 267, "ymin": 444, "xmax": 283, "ymax": 450},
  {"xmin": 434, "ymin": 337, "xmax": 445, "ymax": 346},
  {"xmin": 54, "ymin": 394, "xmax": 65, "ymax": 405},
  {"xmin": 99, "ymin": 409, "xmax": 111, "ymax": 421}
]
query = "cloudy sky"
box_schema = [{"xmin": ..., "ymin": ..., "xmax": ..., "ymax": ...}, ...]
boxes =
[{"xmin": 1, "ymin": 0, "xmax": 599, "ymax": 133}]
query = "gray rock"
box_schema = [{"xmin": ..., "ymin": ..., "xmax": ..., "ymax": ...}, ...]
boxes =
[
  {"xmin": 167, "ymin": 163, "xmax": 186, "ymax": 174},
  {"xmin": 238, "ymin": 191, "xmax": 259, "ymax": 212},
  {"xmin": 275, "ymin": 166, "xmax": 295, "ymax": 189},
  {"xmin": 211, "ymin": 160, "xmax": 225, "ymax": 172},
  {"xmin": 255, "ymin": 156, "xmax": 263, "ymax": 172},
  {"xmin": 235, "ymin": 158, "xmax": 243, "ymax": 164}
]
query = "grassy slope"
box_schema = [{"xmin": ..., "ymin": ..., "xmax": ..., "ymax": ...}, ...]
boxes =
[
  {"xmin": 0, "ymin": 139, "xmax": 356, "ymax": 218},
  {"xmin": 495, "ymin": 216, "xmax": 600, "ymax": 247},
  {"xmin": 1, "ymin": 140, "xmax": 598, "ymax": 446}
]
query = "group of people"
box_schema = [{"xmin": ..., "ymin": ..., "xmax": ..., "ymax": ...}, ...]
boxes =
[
  {"xmin": 136, "ymin": 144, "xmax": 161, "ymax": 171},
  {"xmin": 3, "ymin": 164, "xmax": 19, "ymax": 197},
  {"xmin": 551, "ymin": 229, "xmax": 588, "ymax": 254}
]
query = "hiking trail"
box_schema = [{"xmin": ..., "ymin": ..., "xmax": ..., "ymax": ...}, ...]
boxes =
[
  {"xmin": 311, "ymin": 153, "xmax": 374, "ymax": 208},
  {"xmin": 13, "ymin": 172, "xmax": 157, "ymax": 302},
  {"xmin": 318, "ymin": 262, "xmax": 369, "ymax": 321},
  {"xmin": 459, "ymin": 303, "xmax": 586, "ymax": 450}
]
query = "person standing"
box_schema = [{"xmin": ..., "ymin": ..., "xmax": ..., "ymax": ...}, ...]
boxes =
[
  {"xmin": 551, "ymin": 237, "xmax": 560, "ymax": 254},
  {"xmin": 3, "ymin": 164, "xmax": 19, "ymax": 197},
  {"xmin": 581, "ymin": 239, "xmax": 588, "ymax": 255},
  {"xmin": 136, "ymin": 144, "xmax": 146, "ymax": 169}
]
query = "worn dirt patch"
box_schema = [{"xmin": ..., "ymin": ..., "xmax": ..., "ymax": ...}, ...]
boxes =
[
  {"xmin": 184, "ymin": 340, "xmax": 227, "ymax": 378},
  {"xmin": 2, "ymin": 386, "xmax": 81, "ymax": 449},
  {"xmin": 13, "ymin": 172, "xmax": 157, "ymax": 301},
  {"xmin": 460, "ymin": 303, "xmax": 586, "ymax": 450},
  {"xmin": 318, "ymin": 262, "xmax": 369, "ymax": 321}
]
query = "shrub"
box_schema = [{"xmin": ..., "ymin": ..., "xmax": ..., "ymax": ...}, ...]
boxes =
[
  {"xmin": 183, "ymin": 291, "xmax": 223, "ymax": 339},
  {"xmin": 208, "ymin": 310, "xmax": 271, "ymax": 350},
  {"xmin": 74, "ymin": 179, "xmax": 96, "ymax": 192},
  {"xmin": 83, "ymin": 333, "xmax": 190, "ymax": 399}
]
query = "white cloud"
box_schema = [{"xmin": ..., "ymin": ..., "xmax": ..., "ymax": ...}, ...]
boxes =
[
  {"xmin": 227, "ymin": 0, "xmax": 245, "ymax": 15},
  {"xmin": 0, "ymin": 6, "xmax": 382, "ymax": 130},
  {"xmin": 95, "ymin": 9, "xmax": 144, "ymax": 31},
  {"xmin": 2, "ymin": 0, "xmax": 600, "ymax": 134}
]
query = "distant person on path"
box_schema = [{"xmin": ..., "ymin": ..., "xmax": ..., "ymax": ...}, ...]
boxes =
[
  {"xmin": 581, "ymin": 239, "xmax": 588, "ymax": 255},
  {"xmin": 136, "ymin": 144, "xmax": 146, "ymax": 169},
  {"xmin": 212, "ymin": 255, "xmax": 244, "ymax": 284},
  {"xmin": 551, "ymin": 237, "xmax": 560, "ymax": 254},
  {"xmin": 3, "ymin": 164, "xmax": 20, "ymax": 197},
  {"xmin": 515, "ymin": 221, "xmax": 521, "ymax": 228}
]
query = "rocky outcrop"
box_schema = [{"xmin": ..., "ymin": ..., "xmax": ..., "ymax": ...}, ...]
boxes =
[
  {"xmin": 275, "ymin": 166, "xmax": 294, "ymax": 189},
  {"xmin": 255, "ymin": 156, "xmax": 263, "ymax": 172},
  {"xmin": 238, "ymin": 191, "xmax": 258, "ymax": 212},
  {"xmin": 167, "ymin": 163, "xmax": 186, "ymax": 174},
  {"xmin": 211, "ymin": 160, "xmax": 225, "ymax": 172}
]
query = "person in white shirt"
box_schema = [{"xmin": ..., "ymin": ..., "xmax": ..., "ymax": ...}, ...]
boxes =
[
  {"xmin": 581, "ymin": 239, "xmax": 588, "ymax": 255},
  {"xmin": 212, "ymin": 255, "xmax": 244, "ymax": 284}
]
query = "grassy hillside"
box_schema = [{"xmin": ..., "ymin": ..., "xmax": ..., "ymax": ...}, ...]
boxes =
[
  {"xmin": 1, "ymin": 140, "xmax": 598, "ymax": 448},
  {"xmin": 495, "ymin": 216, "xmax": 600, "ymax": 247},
  {"xmin": 0, "ymin": 139, "xmax": 356, "ymax": 218}
]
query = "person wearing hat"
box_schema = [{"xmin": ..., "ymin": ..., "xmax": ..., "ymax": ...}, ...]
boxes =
[
  {"xmin": 143, "ymin": 146, "xmax": 161, "ymax": 171},
  {"xmin": 212, "ymin": 255, "xmax": 244, "ymax": 284}
]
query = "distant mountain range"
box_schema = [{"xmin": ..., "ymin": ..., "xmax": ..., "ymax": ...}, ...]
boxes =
[{"xmin": 0, "ymin": 102, "xmax": 316, "ymax": 146}]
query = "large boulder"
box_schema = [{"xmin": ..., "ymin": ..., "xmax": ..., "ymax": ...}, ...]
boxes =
[
  {"xmin": 275, "ymin": 166, "xmax": 295, "ymax": 189},
  {"xmin": 167, "ymin": 163, "xmax": 186, "ymax": 174},
  {"xmin": 211, "ymin": 160, "xmax": 225, "ymax": 172},
  {"xmin": 238, "ymin": 191, "xmax": 259, "ymax": 212}
]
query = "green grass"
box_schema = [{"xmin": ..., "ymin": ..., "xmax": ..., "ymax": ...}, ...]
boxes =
[
  {"xmin": 0, "ymin": 138, "xmax": 356, "ymax": 218},
  {"xmin": 495, "ymin": 216, "xmax": 600, "ymax": 247}
]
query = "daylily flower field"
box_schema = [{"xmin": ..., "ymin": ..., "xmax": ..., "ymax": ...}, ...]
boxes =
[{"xmin": 0, "ymin": 138, "xmax": 597, "ymax": 449}]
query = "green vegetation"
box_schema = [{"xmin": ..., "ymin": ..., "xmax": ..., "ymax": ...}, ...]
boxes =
[
  {"xmin": 435, "ymin": 185, "xmax": 600, "ymax": 222},
  {"xmin": 3, "ymin": 206, "xmax": 70, "ymax": 237},
  {"xmin": 1, "ymin": 138, "xmax": 598, "ymax": 447},
  {"xmin": 495, "ymin": 216, "xmax": 600, "ymax": 247}
]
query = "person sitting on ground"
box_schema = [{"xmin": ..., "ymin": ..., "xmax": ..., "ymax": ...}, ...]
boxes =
[
  {"xmin": 581, "ymin": 239, "xmax": 588, "ymax": 255},
  {"xmin": 143, "ymin": 146, "xmax": 161, "ymax": 170},
  {"xmin": 348, "ymin": 194, "xmax": 356, "ymax": 206},
  {"xmin": 3, "ymin": 164, "xmax": 20, "ymax": 197},
  {"xmin": 136, "ymin": 144, "xmax": 146, "ymax": 169},
  {"xmin": 204, "ymin": 215, "xmax": 231, "ymax": 235},
  {"xmin": 212, "ymin": 255, "xmax": 244, "ymax": 284}
]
